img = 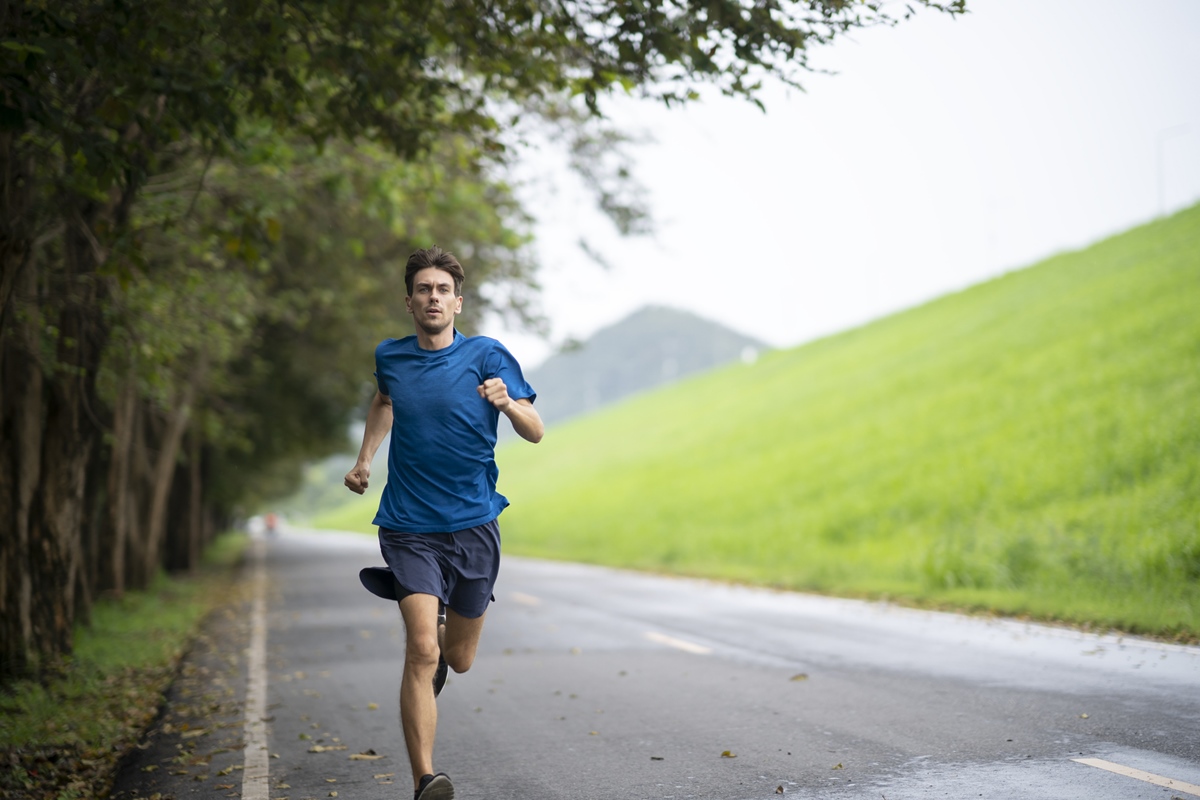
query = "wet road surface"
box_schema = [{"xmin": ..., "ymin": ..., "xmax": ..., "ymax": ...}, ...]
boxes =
[{"xmin": 114, "ymin": 529, "xmax": 1200, "ymax": 800}]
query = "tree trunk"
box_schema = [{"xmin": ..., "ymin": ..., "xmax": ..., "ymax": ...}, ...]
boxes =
[
  {"xmin": 97, "ymin": 378, "xmax": 138, "ymax": 597},
  {"xmin": 139, "ymin": 379, "xmax": 197, "ymax": 583},
  {"xmin": 0, "ymin": 264, "xmax": 44, "ymax": 680},
  {"xmin": 25, "ymin": 223, "xmax": 109, "ymax": 667}
]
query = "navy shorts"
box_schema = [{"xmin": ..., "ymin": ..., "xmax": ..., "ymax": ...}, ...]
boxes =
[{"xmin": 377, "ymin": 519, "xmax": 500, "ymax": 619}]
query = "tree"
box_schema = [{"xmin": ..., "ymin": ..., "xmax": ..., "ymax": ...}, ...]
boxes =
[{"xmin": 0, "ymin": 0, "xmax": 967, "ymax": 682}]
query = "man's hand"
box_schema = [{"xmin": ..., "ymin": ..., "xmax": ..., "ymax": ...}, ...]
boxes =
[
  {"xmin": 344, "ymin": 462, "xmax": 371, "ymax": 495},
  {"xmin": 477, "ymin": 377, "xmax": 513, "ymax": 411}
]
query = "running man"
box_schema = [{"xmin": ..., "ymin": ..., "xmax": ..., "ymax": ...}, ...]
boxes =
[{"xmin": 344, "ymin": 246, "xmax": 543, "ymax": 800}]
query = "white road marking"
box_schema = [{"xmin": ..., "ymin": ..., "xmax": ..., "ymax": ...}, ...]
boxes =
[
  {"xmin": 241, "ymin": 538, "xmax": 270, "ymax": 800},
  {"xmin": 644, "ymin": 631, "xmax": 713, "ymax": 655},
  {"xmin": 510, "ymin": 591, "xmax": 542, "ymax": 606},
  {"xmin": 1073, "ymin": 757, "xmax": 1200, "ymax": 797}
]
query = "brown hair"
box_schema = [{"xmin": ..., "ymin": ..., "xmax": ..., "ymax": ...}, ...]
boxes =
[{"xmin": 404, "ymin": 246, "xmax": 465, "ymax": 297}]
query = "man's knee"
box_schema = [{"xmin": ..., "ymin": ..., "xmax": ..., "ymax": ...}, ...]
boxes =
[{"xmin": 405, "ymin": 631, "xmax": 440, "ymax": 670}]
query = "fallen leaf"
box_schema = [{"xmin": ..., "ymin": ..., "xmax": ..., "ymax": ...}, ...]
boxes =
[
  {"xmin": 650, "ymin": 756, "xmax": 664, "ymax": 761},
  {"xmin": 309, "ymin": 745, "xmax": 348, "ymax": 753},
  {"xmin": 367, "ymin": 702, "xmax": 379, "ymax": 711},
  {"xmin": 325, "ymin": 778, "xmax": 337, "ymax": 783},
  {"xmin": 374, "ymin": 773, "xmax": 395, "ymax": 779},
  {"xmin": 141, "ymin": 765, "xmax": 158, "ymax": 773},
  {"xmin": 329, "ymin": 793, "xmax": 338, "ymax": 797},
  {"xmin": 832, "ymin": 763, "xmax": 844, "ymax": 770},
  {"xmin": 216, "ymin": 785, "xmax": 235, "ymax": 790},
  {"xmin": 589, "ymin": 731, "xmax": 599, "ymax": 736},
  {"xmin": 350, "ymin": 751, "xmax": 385, "ymax": 760},
  {"xmin": 789, "ymin": 673, "xmax": 809, "ymax": 682},
  {"xmin": 776, "ymin": 786, "xmax": 785, "ymax": 794},
  {"xmin": 721, "ymin": 751, "xmax": 737, "ymax": 758},
  {"xmin": 1079, "ymin": 713, "xmax": 1089, "ymax": 719}
]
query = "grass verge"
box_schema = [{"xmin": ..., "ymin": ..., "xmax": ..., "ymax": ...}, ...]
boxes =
[{"xmin": 0, "ymin": 532, "xmax": 251, "ymax": 800}]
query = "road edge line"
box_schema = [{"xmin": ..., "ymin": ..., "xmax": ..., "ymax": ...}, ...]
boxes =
[{"xmin": 241, "ymin": 538, "xmax": 270, "ymax": 800}]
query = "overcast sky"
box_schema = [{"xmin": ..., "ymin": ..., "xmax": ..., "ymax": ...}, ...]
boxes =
[{"xmin": 482, "ymin": 0, "xmax": 1200, "ymax": 369}]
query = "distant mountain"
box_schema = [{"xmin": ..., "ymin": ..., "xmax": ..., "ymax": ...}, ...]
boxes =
[{"xmin": 523, "ymin": 305, "xmax": 767, "ymax": 428}]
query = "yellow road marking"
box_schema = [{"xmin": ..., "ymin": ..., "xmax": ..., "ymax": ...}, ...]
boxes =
[
  {"xmin": 510, "ymin": 591, "xmax": 542, "ymax": 606},
  {"xmin": 644, "ymin": 631, "xmax": 713, "ymax": 655},
  {"xmin": 1073, "ymin": 757, "xmax": 1200, "ymax": 797}
]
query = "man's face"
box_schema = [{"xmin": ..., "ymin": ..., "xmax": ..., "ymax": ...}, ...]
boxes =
[{"xmin": 406, "ymin": 267, "xmax": 463, "ymax": 335}]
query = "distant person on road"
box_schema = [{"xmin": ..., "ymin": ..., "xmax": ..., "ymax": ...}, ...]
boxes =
[{"xmin": 344, "ymin": 246, "xmax": 543, "ymax": 800}]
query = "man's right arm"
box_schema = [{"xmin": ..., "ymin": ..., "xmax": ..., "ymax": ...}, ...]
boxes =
[{"xmin": 344, "ymin": 390, "xmax": 393, "ymax": 495}]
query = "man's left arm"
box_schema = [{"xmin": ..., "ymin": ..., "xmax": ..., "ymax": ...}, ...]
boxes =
[{"xmin": 478, "ymin": 378, "xmax": 544, "ymax": 443}]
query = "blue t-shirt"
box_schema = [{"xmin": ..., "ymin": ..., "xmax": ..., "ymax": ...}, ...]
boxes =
[{"xmin": 372, "ymin": 330, "xmax": 536, "ymax": 533}]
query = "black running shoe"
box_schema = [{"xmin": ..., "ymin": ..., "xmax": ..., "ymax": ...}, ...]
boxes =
[
  {"xmin": 433, "ymin": 604, "xmax": 448, "ymax": 697},
  {"xmin": 415, "ymin": 772, "xmax": 454, "ymax": 800},
  {"xmin": 433, "ymin": 654, "xmax": 448, "ymax": 697}
]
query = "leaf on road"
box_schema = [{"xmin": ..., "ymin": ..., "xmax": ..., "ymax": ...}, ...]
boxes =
[
  {"xmin": 374, "ymin": 773, "xmax": 395, "ymax": 779},
  {"xmin": 1079, "ymin": 713, "xmax": 1089, "ymax": 719},
  {"xmin": 832, "ymin": 763, "xmax": 844, "ymax": 770},
  {"xmin": 776, "ymin": 786, "xmax": 785, "ymax": 794},
  {"xmin": 651, "ymin": 756, "xmax": 664, "ymax": 761},
  {"xmin": 350, "ymin": 750, "xmax": 385, "ymax": 760},
  {"xmin": 367, "ymin": 702, "xmax": 379, "ymax": 710},
  {"xmin": 325, "ymin": 777, "xmax": 337, "ymax": 782},
  {"xmin": 589, "ymin": 731, "xmax": 599, "ymax": 736},
  {"xmin": 308, "ymin": 745, "xmax": 348, "ymax": 753},
  {"xmin": 789, "ymin": 673, "xmax": 809, "ymax": 682},
  {"xmin": 721, "ymin": 751, "xmax": 737, "ymax": 758},
  {"xmin": 570, "ymin": 647, "xmax": 582, "ymax": 655}
]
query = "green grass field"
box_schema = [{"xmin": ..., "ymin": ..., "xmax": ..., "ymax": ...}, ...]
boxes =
[{"xmin": 317, "ymin": 205, "xmax": 1200, "ymax": 638}]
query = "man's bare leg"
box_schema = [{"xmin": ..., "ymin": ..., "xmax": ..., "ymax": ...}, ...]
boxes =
[
  {"xmin": 398, "ymin": 596, "xmax": 489, "ymax": 793},
  {"xmin": 441, "ymin": 607, "xmax": 486, "ymax": 674},
  {"xmin": 398, "ymin": 593, "xmax": 442, "ymax": 790}
]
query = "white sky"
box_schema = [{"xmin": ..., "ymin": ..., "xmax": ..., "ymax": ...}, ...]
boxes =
[{"xmin": 483, "ymin": 0, "xmax": 1200, "ymax": 369}]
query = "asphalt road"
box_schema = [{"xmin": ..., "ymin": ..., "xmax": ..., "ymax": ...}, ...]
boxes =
[{"xmin": 114, "ymin": 528, "xmax": 1200, "ymax": 800}]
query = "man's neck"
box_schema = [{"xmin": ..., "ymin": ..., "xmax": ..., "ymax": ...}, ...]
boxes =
[{"xmin": 415, "ymin": 326, "xmax": 456, "ymax": 351}]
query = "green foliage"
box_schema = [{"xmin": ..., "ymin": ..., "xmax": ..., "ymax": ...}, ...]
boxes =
[
  {"xmin": 0, "ymin": 533, "xmax": 249, "ymax": 797},
  {"xmin": 478, "ymin": 205, "xmax": 1199, "ymax": 638}
]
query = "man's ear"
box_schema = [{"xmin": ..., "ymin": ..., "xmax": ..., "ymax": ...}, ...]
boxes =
[{"xmin": 405, "ymin": 296, "xmax": 413, "ymax": 314}]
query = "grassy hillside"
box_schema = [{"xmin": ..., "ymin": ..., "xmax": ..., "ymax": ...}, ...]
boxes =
[{"xmin": 491, "ymin": 206, "xmax": 1200, "ymax": 637}]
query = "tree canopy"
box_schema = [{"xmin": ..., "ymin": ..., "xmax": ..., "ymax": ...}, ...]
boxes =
[{"xmin": 0, "ymin": 0, "xmax": 966, "ymax": 682}]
